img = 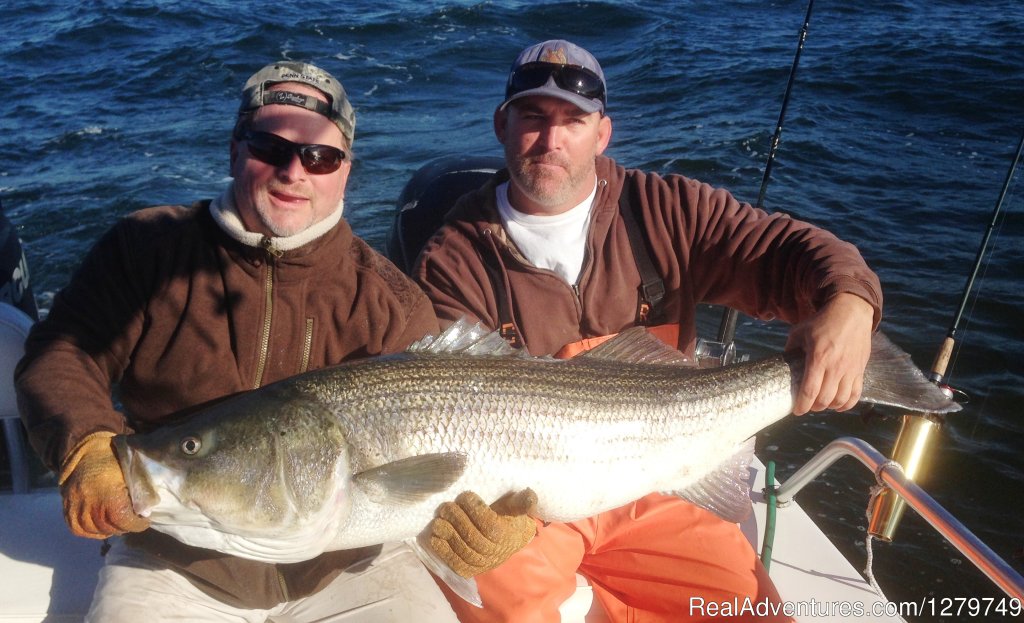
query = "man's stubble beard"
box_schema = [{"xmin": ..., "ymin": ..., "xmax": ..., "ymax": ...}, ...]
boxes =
[
  {"xmin": 252, "ymin": 186, "xmax": 316, "ymax": 238},
  {"xmin": 505, "ymin": 147, "xmax": 594, "ymax": 211}
]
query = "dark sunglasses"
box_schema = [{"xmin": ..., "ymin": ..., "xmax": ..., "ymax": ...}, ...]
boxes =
[
  {"xmin": 242, "ymin": 130, "xmax": 347, "ymax": 175},
  {"xmin": 506, "ymin": 62, "xmax": 606, "ymax": 106}
]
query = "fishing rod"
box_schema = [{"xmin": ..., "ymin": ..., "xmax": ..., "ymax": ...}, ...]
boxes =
[
  {"xmin": 868, "ymin": 128, "xmax": 1024, "ymax": 540},
  {"xmin": 715, "ymin": 0, "xmax": 815, "ymax": 349}
]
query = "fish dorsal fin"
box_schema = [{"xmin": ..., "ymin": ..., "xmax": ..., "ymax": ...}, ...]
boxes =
[
  {"xmin": 574, "ymin": 326, "xmax": 691, "ymax": 365},
  {"xmin": 407, "ymin": 317, "xmax": 522, "ymax": 357}
]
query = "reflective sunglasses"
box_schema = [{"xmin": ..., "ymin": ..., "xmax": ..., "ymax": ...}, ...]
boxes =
[
  {"xmin": 242, "ymin": 130, "xmax": 347, "ymax": 175},
  {"xmin": 506, "ymin": 62, "xmax": 606, "ymax": 106}
]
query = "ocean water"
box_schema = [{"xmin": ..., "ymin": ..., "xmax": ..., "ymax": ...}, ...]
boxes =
[{"xmin": 2, "ymin": 0, "xmax": 1022, "ymax": 619}]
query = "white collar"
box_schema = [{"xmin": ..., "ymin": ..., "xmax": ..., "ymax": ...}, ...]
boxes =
[{"xmin": 209, "ymin": 182, "xmax": 344, "ymax": 253}]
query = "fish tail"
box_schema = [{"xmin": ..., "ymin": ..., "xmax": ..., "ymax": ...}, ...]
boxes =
[{"xmin": 861, "ymin": 332, "xmax": 959, "ymax": 413}]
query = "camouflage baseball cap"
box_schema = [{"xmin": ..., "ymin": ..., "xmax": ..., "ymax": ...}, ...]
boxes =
[{"xmin": 239, "ymin": 61, "xmax": 356, "ymax": 146}]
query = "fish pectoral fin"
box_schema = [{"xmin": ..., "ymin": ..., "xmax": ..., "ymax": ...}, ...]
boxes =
[
  {"xmin": 672, "ymin": 438, "xmax": 755, "ymax": 524},
  {"xmin": 405, "ymin": 536, "xmax": 483, "ymax": 608},
  {"xmin": 353, "ymin": 452, "xmax": 468, "ymax": 504}
]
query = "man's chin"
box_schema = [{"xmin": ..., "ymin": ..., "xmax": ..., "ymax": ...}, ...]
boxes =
[
  {"xmin": 519, "ymin": 182, "xmax": 574, "ymax": 209},
  {"xmin": 258, "ymin": 209, "xmax": 312, "ymax": 238},
  {"xmin": 518, "ymin": 170, "xmax": 565, "ymax": 195}
]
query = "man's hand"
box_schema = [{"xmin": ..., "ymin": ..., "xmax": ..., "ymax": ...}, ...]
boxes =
[
  {"xmin": 427, "ymin": 488, "xmax": 538, "ymax": 578},
  {"xmin": 58, "ymin": 431, "xmax": 150, "ymax": 538},
  {"xmin": 785, "ymin": 293, "xmax": 875, "ymax": 415}
]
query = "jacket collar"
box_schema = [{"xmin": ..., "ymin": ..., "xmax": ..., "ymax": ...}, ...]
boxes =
[{"xmin": 209, "ymin": 182, "xmax": 345, "ymax": 255}]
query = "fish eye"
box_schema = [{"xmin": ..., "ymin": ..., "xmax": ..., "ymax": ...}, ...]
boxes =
[{"xmin": 180, "ymin": 436, "xmax": 202, "ymax": 455}]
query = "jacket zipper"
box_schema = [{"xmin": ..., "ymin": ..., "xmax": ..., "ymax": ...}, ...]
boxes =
[
  {"xmin": 572, "ymin": 241, "xmax": 593, "ymax": 323},
  {"xmin": 254, "ymin": 238, "xmax": 282, "ymax": 389},
  {"xmin": 259, "ymin": 240, "xmax": 292, "ymax": 601},
  {"xmin": 573, "ymin": 196, "xmax": 601, "ymax": 324},
  {"xmin": 571, "ymin": 283, "xmax": 583, "ymax": 314},
  {"xmin": 276, "ymin": 568, "xmax": 290, "ymax": 602},
  {"xmin": 300, "ymin": 318, "xmax": 313, "ymax": 373}
]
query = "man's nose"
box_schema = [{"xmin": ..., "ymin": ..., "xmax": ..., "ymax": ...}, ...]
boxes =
[
  {"xmin": 277, "ymin": 150, "xmax": 307, "ymax": 180},
  {"xmin": 535, "ymin": 122, "xmax": 565, "ymax": 150}
]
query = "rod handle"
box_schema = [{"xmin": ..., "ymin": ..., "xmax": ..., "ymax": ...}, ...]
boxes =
[{"xmin": 930, "ymin": 336, "xmax": 955, "ymax": 381}]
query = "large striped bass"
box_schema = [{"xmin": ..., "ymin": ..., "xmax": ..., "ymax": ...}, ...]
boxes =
[{"xmin": 113, "ymin": 320, "xmax": 958, "ymax": 603}]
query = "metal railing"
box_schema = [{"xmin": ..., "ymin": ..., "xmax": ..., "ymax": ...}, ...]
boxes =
[{"xmin": 773, "ymin": 436, "xmax": 1024, "ymax": 601}]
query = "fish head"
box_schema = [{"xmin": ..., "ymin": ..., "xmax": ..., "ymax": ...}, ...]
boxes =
[{"xmin": 113, "ymin": 387, "xmax": 352, "ymax": 543}]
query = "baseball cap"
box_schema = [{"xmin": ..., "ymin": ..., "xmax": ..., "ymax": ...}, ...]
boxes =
[
  {"xmin": 501, "ymin": 40, "xmax": 607, "ymax": 114},
  {"xmin": 239, "ymin": 61, "xmax": 356, "ymax": 146}
]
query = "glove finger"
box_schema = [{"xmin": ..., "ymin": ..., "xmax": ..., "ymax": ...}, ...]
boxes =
[
  {"xmin": 64, "ymin": 493, "xmax": 114, "ymax": 539},
  {"xmin": 431, "ymin": 503, "xmax": 501, "ymax": 561},
  {"xmin": 61, "ymin": 470, "xmax": 148, "ymax": 538},
  {"xmin": 430, "ymin": 505, "xmax": 460, "ymax": 540},
  {"xmin": 431, "ymin": 504, "xmax": 488, "ymax": 554},
  {"xmin": 430, "ymin": 522, "xmax": 494, "ymax": 568},
  {"xmin": 454, "ymin": 491, "xmax": 524, "ymax": 543},
  {"xmin": 109, "ymin": 504, "xmax": 151, "ymax": 534},
  {"xmin": 428, "ymin": 534, "xmax": 483, "ymax": 579},
  {"xmin": 428, "ymin": 512, "xmax": 496, "ymax": 569},
  {"xmin": 449, "ymin": 491, "xmax": 538, "ymax": 546},
  {"xmin": 502, "ymin": 513, "xmax": 537, "ymax": 550},
  {"xmin": 434, "ymin": 499, "xmax": 482, "ymax": 541},
  {"xmin": 490, "ymin": 488, "xmax": 538, "ymax": 516},
  {"xmin": 438, "ymin": 499, "xmax": 501, "ymax": 555},
  {"xmin": 444, "ymin": 502, "xmax": 536, "ymax": 558}
]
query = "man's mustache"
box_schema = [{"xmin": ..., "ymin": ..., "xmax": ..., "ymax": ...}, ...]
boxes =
[{"xmin": 520, "ymin": 154, "xmax": 571, "ymax": 169}]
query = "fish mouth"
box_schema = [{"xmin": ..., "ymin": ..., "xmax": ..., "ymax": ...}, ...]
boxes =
[{"xmin": 112, "ymin": 435, "xmax": 160, "ymax": 517}]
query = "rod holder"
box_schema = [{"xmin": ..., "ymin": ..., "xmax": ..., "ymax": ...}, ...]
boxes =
[{"xmin": 868, "ymin": 414, "xmax": 942, "ymax": 541}]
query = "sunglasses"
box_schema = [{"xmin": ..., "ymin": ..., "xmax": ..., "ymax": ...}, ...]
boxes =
[
  {"xmin": 242, "ymin": 130, "xmax": 347, "ymax": 175},
  {"xmin": 506, "ymin": 62, "xmax": 606, "ymax": 107}
]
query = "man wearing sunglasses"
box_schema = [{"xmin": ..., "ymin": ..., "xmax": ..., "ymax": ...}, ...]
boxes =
[
  {"xmin": 415, "ymin": 40, "xmax": 881, "ymax": 621},
  {"xmin": 15, "ymin": 61, "xmax": 463, "ymax": 621}
]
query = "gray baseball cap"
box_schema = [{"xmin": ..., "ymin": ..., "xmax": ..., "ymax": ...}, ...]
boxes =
[
  {"xmin": 501, "ymin": 40, "xmax": 607, "ymax": 114},
  {"xmin": 239, "ymin": 61, "xmax": 356, "ymax": 146}
]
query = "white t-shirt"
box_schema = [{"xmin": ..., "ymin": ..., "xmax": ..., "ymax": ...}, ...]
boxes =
[{"xmin": 495, "ymin": 180, "xmax": 597, "ymax": 285}]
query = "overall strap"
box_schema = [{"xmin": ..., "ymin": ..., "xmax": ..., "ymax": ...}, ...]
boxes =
[
  {"xmin": 617, "ymin": 182, "xmax": 666, "ymax": 325},
  {"xmin": 481, "ymin": 240, "xmax": 521, "ymax": 347}
]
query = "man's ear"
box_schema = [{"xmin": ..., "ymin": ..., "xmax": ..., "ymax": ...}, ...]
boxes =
[
  {"xmin": 595, "ymin": 114, "xmax": 613, "ymax": 156},
  {"xmin": 493, "ymin": 106, "xmax": 508, "ymax": 145}
]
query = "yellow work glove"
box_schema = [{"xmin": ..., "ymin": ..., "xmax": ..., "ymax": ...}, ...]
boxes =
[
  {"xmin": 58, "ymin": 431, "xmax": 150, "ymax": 539},
  {"xmin": 427, "ymin": 488, "xmax": 538, "ymax": 578}
]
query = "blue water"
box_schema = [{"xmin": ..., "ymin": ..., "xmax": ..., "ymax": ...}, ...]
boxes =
[{"xmin": 2, "ymin": 1, "xmax": 1022, "ymax": 618}]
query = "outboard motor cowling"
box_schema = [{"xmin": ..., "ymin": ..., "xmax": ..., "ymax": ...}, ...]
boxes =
[
  {"xmin": 386, "ymin": 155, "xmax": 504, "ymax": 275},
  {"xmin": 0, "ymin": 201, "xmax": 37, "ymax": 321}
]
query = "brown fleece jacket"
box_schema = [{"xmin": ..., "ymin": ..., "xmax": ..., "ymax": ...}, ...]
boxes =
[
  {"xmin": 15, "ymin": 200, "xmax": 439, "ymax": 607},
  {"xmin": 415, "ymin": 155, "xmax": 881, "ymax": 357}
]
